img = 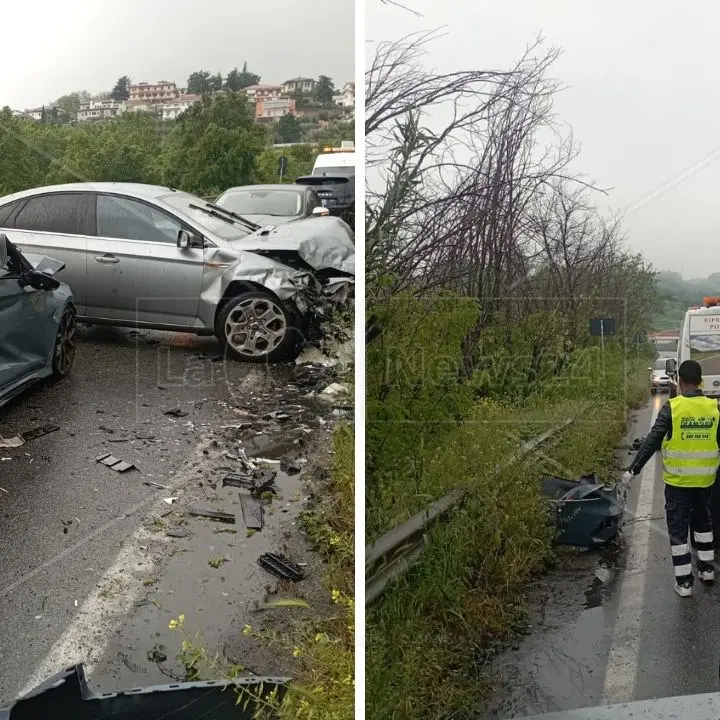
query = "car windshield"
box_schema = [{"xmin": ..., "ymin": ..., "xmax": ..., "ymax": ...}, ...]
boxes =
[
  {"xmin": 159, "ymin": 192, "xmax": 255, "ymax": 240},
  {"xmin": 654, "ymin": 359, "xmax": 669, "ymax": 370},
  {"xmin": 312, "ymin": 166, "xmax": 355, "ymax": 177},
  {"xmin": 217, "ymin": 189, "xmax": 303, "ymax": 217}
]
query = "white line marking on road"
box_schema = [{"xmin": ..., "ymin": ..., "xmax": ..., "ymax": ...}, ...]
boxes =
[
  {"xmin": 16, "ymin": 443, "xmax": 208, "ymax": 698},
  {"xmin": 602, "ymin": 403, "xmax": 660, "ymax": 704}
]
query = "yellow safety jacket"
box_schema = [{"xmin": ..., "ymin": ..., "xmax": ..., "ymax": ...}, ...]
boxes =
[{"xmin": 662, "ymin": 394, "xmax": 720, "ymax": 488}]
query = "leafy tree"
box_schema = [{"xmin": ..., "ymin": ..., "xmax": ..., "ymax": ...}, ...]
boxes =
[
  {"xmin": 209, "ymin": 72, "xmax": 223, "ymax": 93},
  {"xmin": 54, "ymin": 91, "xmax": 91, "ymax": 120},
  {"xmin": 314, "ymin": 75, "xmax": 335, "ymax": 106},
  {"xmin": 226, "ymin": 63, "xmax": 261, "ymax": 92},
  {"xmin": 276, "ymin": 113, "xmax": 301, "ymax": 143},
  {"xmin": 254, "ymin": 144, "xmax": 315, "ymax": 184},
  {"xmin": 186, "ymin": 71, "xmax": 212, "ymax": 95},
  {"xmin": 160, "ymin": 93, "xmax": 267, "ymax": 195},
  {"xmin": 111, "ymin": 75, "xmax": 131, "ymax": 101}
]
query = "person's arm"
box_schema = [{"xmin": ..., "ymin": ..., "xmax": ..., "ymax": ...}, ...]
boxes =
[{"xmin": 628, "ymin": 401, "xmax": 672, "ymax": 475}]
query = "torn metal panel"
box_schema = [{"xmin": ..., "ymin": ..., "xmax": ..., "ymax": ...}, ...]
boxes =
[
  {"xmin": 189, "ymin": 506, "xmax": 235, "ymax": 523},
  {"xmin": 257, "ymin": 552, "xmax": 306, "ymax": 581}
]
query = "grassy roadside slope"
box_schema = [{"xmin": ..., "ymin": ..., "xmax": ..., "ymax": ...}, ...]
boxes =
[{"xmin": 366, "ymin": 294, "xmax": 650, "ymax": 719}]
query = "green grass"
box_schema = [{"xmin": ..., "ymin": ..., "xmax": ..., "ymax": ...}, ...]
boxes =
[{"xmin": 365, "ymin": 291, "xmax": 652, "ymax": 718}]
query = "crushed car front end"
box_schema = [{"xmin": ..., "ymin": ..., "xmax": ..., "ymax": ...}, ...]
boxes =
[{"xmin": 196, "ymin": 215, "xmax": 354, "ymax": 357}]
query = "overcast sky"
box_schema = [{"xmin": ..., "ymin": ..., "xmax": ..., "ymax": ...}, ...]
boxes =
[
  {"xmin": 3, "ymin": 0, "xmax": 353, "ymax": 108},
  {"xmin": 367, "ymin": 0, "xmax": 720, "ymax": 278}
]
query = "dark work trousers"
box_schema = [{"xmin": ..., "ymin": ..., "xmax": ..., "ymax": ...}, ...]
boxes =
[{"xmin": 665, "ymin": 484, "xmax": 714, "ymax": 584}]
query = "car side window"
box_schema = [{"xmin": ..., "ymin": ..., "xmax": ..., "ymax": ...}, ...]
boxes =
[
  {"xmin": 13, "ymin": 193, "xmax": 95, "ymax": 236},
  {"xmin": 0, "ymin": 199, "xmax": 22, "ymax": 227},
  {"xmin": 97, "ymin": 195, "xmax": 181, "ymax": 244}
]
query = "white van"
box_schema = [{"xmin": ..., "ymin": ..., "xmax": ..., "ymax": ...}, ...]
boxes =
[
  {"xmin": 677, "ymin": 297, "xmax": 720, "ymax": 397},
  {"xmin": 312, "ymin": 143, "xmax": 355, "ymax": 177}
]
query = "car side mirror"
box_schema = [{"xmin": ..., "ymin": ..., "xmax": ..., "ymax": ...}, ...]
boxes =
[
  {"xmin": 21, "ymin": 269, "xmax": 60, "ymax": 292},
  {"xmin": 177, "ymin": 229, "xmax": 194, "ymax": 249},
  {"xmin": 312, "ymin": 207, "xmax": 329, "ymax": 217}
]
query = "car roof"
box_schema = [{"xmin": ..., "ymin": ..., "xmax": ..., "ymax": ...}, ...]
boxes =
[
  {"xmin": 0, "ymin": 182, "xmax": 180, "ymax": 204},
  {"xmin": 219, "ymin": 184, "xmax": 308, "ymax": 193}
]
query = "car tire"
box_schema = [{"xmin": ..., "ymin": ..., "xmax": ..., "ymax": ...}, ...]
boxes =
[
  {"xmin": 215, "ymin": 291, "xmax": 296, "ymax": 363},
  {"xmin": 51, "ymin": 304, "xmax": 77, "ymax": 379}
]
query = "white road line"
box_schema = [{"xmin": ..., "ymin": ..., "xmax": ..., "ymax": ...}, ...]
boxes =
[
  {"xmin": 16, "ymin": 443, "xmax": 208, "ymax": 698},
  {"xmin": 602, "ymin": 403, "xmax": 660, "ymax": 704}
]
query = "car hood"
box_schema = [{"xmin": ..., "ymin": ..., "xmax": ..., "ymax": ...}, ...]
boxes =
[{"xmin": 227, "ymin": 215, "xmax": 355, "ymax": 275}]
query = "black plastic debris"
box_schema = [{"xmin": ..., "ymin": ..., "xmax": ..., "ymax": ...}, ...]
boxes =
[
  {"xmin": 222, "ymin": 470, "xmax": 277, "ymax": 496},
  {"xmin": 280, "ymin": 457, "xmax": 303, "ymax": 475},
  {"xmin": 96, "ymin": 453, "xmax": 137, "ymax": 473},
  {"xmin": 189, "ymin": 506, "xmax": 235, "ymax": 523},
  {"xmin": 258, "ymin": 552, "xmax": 306, "ymax": 581},
  {"xmin": 0, "ymin": 663, "xmax": 289, "ymax": 719},
  {"xmin": 541, "ymin": 474, "xmax": 623, "ymax": 548},
  {"xmin": 20, "ymin": 425, "xmax": 60, "ymax": 443},
  {"xmin": 164, "ymin": 407, "xmax": 188, "ymax": 418},
  {"xmin": 240, "ymin": 494, "xmax": 264, "ymax": 530}
]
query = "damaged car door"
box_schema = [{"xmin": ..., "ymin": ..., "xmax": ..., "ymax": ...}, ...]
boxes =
[
  {"xmin": 0, "ymin": 237, "xmax": 51, "ymax": 389},
  {"xmin": 86, "ymin": 194, "xmax": 203, "ymax": 325}
]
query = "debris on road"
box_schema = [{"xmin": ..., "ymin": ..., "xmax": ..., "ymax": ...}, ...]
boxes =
[
  {"xmin": 0, "ymin": 435, "xmax": 24, "ymax": 448},
  {"xmin": 96, "ymin": 453, "xmax": 137, "ymax": 472},
  {"xmin": 222, "ymin": 469, "xmax": 277, "ymax": 496},
  {"xmin": 257, "ymin": 552, "xmax": 306, "ymax": 581},
  {"xmin": 162, "ymin": 497, "xmax": 178, "ymax": 505},
  {"xmin": 240, "ymin": 493, "xmax": 264, "ymax": 530},
  {"xmin": 166, "ymin": 528, "xmax": 190, "ymax": 538},
  {"xmin": 280, "ymin": 457, "xmax": 303, "ymax": 475},
  {"xmin": 20, "ymin": 424, "xmax": 60, "ymax": 442},
  {"xmin": 144, "ymin": 481, "xmax": 171, "ymax": 490},
  {"xmin": 117, "ymin": 651, "xmax": 146, "ymax": 674},
  {"xmin": 189, "ymin": 506, "xmax": 235, "ymax": 523},
  {"xmin": 164, "ymin": 407, "xmax": 189, "ymax": 418},
  {"xmin": 321, "ymin": 382, "xmax": 350, "ymax": 396},
  {"xmin": 541, "ymin": 474, "xmax": 623, "ymax": 548}
]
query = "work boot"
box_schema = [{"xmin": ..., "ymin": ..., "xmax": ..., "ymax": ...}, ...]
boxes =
[
  {"xmin": 675, "ymin": 579, "xmax": 693, "ymax": 597},
  {"xmin": 698, "ymin": 565, "xmax": 715, "ymax": 583}
]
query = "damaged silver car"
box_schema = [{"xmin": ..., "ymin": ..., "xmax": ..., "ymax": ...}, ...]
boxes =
[
  {"xmin": 0, "ymin": 233, "xmax": 76, "ymax": 408},
  {"xmin": 0, "ymin": 183, "xmax": 355, "ymax": 362}
]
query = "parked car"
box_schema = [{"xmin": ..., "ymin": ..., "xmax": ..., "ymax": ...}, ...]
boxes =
[
  {"xmin": 0, "ymin": 233, "xmax": 76, "ymax": 409},
  {"xmin": 295, "ymin": 149, "xmax": 355, "ymax": 226},
  {"xmin": 214, "ymin": 184, "xmax": 329, "ymax": 227},
  {"xmin": 0, "ymin": 183, "xmax": 355, "ymax": 363},
  {"xmin": 649, "ymin": 357, "xmax": 672, "ymax": 393}
]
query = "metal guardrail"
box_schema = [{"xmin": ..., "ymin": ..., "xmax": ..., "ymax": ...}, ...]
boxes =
[{"xmin": 365, "ymin": 417, "xmax": 576, "ymax": 605}]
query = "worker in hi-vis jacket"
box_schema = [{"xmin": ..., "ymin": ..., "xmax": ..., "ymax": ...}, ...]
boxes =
[{"xmin": 624, "ymin": 360, "xmax": 720, "ymax": 597}]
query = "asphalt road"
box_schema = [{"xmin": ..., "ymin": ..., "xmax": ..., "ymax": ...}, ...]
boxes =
[
  {"xmin": 485, "ymin": 391, "xmax": 720, "ymax": 718},
  {"xmin": 0, "ymin": 325, "xmax": 333, "ymax": 705}
]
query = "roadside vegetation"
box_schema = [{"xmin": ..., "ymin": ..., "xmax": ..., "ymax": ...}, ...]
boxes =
[
  {"xmin": 365, "ymin": 31, "xmax": 657, "ymax": 718},
  {"xmin": 0, "ymin": 94, "xmax": 353, "ymax": 199}
]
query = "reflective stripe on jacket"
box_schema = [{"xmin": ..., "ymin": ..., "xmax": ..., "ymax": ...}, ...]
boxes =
[{"xmin": 661, "ymin": 394, "xmax": 720, "ymax": 488}]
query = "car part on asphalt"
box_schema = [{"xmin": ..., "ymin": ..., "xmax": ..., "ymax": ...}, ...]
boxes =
[
  {"xmin": 96, "ymin": 453, "xmax": 137, "ymax": 472},
  {"xmin": 189, "ymin": 506, "xmax": 236, "ymax": 523},
  {"xmin": 0, "ymin": 663, "xmax": 291, "ymax": 720},
  {"xmin": 541, "ymin": 474, "xmax": 624, "ymax": 548},
  {"xmin": 163, "ymin": 407, "xmax": 189, "ymax": 417},
  {"xmin": 165, "ymin": 527, "xmax": 190, "ymax": 538},
  {"xmin": 222, "ymin": 469, "xmax": 277, "ymax": 495},
  {"xmin": 20, "ymin": 424, "xmax": 60, "ymax": 442},
  {"xmin": 0, "ymin": 436, "xmax": 24, "ymax": 448},
  {"xmin": 257, "ymin": 552, "xmax": 306, "ymax": 581},
  {"xmin": 280, "ymin": 456, "xmax": 303, "ymax": 474},
  {"xmin": 239, "ymin": 493, "xmax": 264, "ymax": 530},
  {"xmin": 144, "ymin": 480, "xmax": 171, "ymax": 490}
]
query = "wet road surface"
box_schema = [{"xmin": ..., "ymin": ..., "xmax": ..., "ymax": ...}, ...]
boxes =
[
  {"xmin": 484, "ymin": 391, "xmax": 720, "ymax": 718},
  {"xmin": 0, "ymin": 326, "xmax": 334, "ymax": 704}
]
